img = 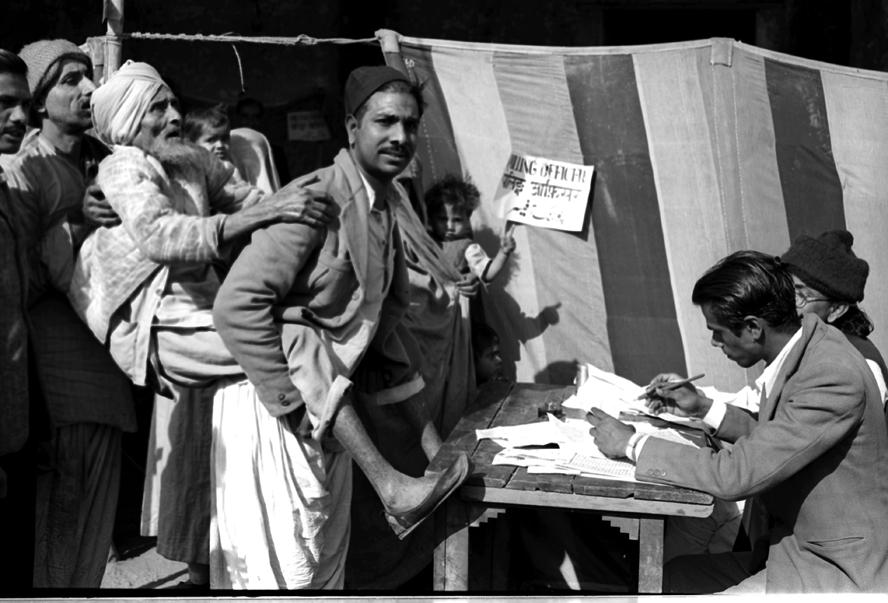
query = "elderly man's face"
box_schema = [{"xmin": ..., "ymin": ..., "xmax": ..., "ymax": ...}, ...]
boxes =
[
  {"xmin": 132, "ymin": 86, "xmax": 182, "ymax": 154},
  {"xmin": 40, "ymin": 59, "xmax": 95, "ymax": 133},
  {"xmin": 347, "ymin": 91, "xmax": 419, "ymax": 184},
  {"xmin": 0, "ymin": 72, "xmax": 30, "ymax": 154}
]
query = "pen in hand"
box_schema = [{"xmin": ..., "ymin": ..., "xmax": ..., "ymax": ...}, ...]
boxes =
[{"xmin": 635, "ymin": 373, "xmax": 705, "ymax": 401}]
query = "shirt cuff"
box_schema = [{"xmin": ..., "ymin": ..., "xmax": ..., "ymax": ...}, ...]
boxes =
[
  {"xmin": 626, "ymin": 432, "xmax": 649, "ymax": 462},
  {"xmin": 702, "ymin": 398, "xmax": 727, "ymax": 430}
]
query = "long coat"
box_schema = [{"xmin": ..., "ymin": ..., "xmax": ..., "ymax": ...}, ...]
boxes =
[{"xmin": 637, "ymin": 314, "xmax": 888, "ymax": 593}]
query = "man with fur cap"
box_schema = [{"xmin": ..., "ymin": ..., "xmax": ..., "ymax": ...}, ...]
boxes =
[{"xmin": 5, "ymin": 39, "xmax": 135, "ymax": 588}]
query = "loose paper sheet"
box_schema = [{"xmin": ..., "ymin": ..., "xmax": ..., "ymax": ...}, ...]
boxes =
[
  {"xmin": 563, "ymin": 363, "xmax": 704, "ymax": 429},
  {"xmin": 478, "ymin": 407, "xmax": 702, "ymax": 482}
]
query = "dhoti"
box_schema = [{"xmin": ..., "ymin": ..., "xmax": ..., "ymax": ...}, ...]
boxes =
[
  {"xmin": 210, "ymin": 379, "xmax": 352, "ymax": 589},
  {"xmin": 140, "ymin": 325, "xmax": 242, "ymax": 565}
]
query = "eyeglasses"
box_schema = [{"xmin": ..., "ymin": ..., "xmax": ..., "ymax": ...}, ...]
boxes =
[{"xmin": 794, "ymin": 290, "xmax": 832, "ymax": 308}]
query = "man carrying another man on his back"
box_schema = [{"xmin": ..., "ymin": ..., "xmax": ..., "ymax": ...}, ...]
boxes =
[
  {"xmin": 210, "ymin": 65, "xmax": 473, "ymax": 588},
  {"xmin": 587, "ymin": 250, "xmax": 888, "ymax": 594},
  {"xmin": 70, "ymin": 61, "xmax": 469, "ymax": 589}
]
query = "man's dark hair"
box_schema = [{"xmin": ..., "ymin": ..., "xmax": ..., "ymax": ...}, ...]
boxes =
[
  {"xmin": 353, "ymin": 79, "xmax": 425, "ymax": 124},
  {"xmin": 692, "ymin": 250, "xmax": 800, "ymax": 335},
  {"xmin": 425, "ymin": 173, "xmax": 481, "ymax": 220},
  {"xmin": 472, "ymin": 322, "xmax": 500, "ymax": 361},
  {"xmin": 183, "ymin": 104, "xmax": 230, "ymax": 142},
  {"xmin": 235, "ymin": 97, "xmax": 264, "ymax": 117},
  {"xmin": 0, "ymin": 49, "xmax": 27, "ymax": 77}
]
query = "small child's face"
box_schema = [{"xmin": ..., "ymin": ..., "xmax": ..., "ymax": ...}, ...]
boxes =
[
  {"xmin": 195, "ymin": 125, "xmax": 231, "ymax": 162},
  {"xmin": 476, "ymin": 342, "xmax": 503, "ymax": 383},
  {"xmin": 431, "ymin": 203, "xmax": 471, "ymax": 241}
]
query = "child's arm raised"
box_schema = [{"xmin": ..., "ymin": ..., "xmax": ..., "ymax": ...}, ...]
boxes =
[{"xmin": 482, "ymin": 222, "xmax": 517, "ymax": 283}]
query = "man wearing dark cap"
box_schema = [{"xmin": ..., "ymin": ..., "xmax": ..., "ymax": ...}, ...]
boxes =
[
  {"xmin": 781, "ymin": 229, "xmax": 887, "ymax": 403},
  {"xmin": 211, "ymin": 66, "xmax": 471, "ymax": 588},
  {"xmin": 5, "ymin": 39, "xmax": 136, "ymax": 589}
]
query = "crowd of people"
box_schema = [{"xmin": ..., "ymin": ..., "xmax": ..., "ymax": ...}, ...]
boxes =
[{"xmin": 1, "ymin": 36, "xmax": 887, "ymax": 594}]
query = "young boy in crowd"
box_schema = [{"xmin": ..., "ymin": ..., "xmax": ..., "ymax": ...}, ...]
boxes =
[
  {"xmin": 184, "ymin": 105, "xmax": 233, "ymax": 163},
  {"xmin": 472, "ymin": 322, "xmax": 504, "ymax": 385},
  {"xmin": 425, "ymin": 174, "xmax": 516, "ymax": 284}
]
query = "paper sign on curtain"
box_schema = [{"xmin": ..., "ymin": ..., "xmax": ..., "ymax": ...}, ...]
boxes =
[{"xmin": 495, "ymin": 152, "xmax": 593, "ymax": 232}]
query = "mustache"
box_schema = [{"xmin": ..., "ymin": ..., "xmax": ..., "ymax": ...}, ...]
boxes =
[
  {"xmin": 0, "ymin": 125, "xmax": 26, "ymax": 136},
  {"xmin": 380, "ymin": 145, "xmax": 410, "ymax": 157}
]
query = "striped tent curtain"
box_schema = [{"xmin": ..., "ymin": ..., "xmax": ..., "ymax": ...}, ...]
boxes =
[{"xmin": 394, "ymin": 35, "xmax": 888, "ymax": 393}]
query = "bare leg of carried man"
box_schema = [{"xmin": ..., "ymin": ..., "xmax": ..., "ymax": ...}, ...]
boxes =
[{"xmin": 333, "ymin": 400, "xmax": 465, "ymax": 538}]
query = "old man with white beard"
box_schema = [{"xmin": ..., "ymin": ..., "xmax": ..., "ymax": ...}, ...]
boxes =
[{"xmin": 67, "ymin": 60, "xmax": 339, "ymax": 588}]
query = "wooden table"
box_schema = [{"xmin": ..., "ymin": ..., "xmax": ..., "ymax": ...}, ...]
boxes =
[{"xmin": 430, "ymin": 380, "xmax": 714, "ymax": 592}]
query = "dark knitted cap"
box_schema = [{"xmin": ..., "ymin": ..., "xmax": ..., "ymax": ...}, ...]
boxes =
[
  {"xmin": 781, "ymin": 229, "xmax": 869, "ymax": 302},
  {"xmin": 344, "ymin": 65, "xmax": 411, "ymax": 116}
]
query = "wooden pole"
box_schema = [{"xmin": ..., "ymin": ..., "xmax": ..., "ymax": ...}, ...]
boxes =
[
  {"xmin": 86, "ymin": 37, "xmax": 105, "ymax": 84},
  {"xmin": 376, "ymin": 29, "xmax": 408, "ymax": 77},
  {"xmin": 104, "ymin": 0, "xmax": 124, "ymax": 77}
]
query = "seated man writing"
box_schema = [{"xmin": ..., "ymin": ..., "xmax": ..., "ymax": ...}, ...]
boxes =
[
  {"xmin": 587, "ymin": 250, "xmax": 888, "ymax": 594},
  {"xmin": 213, "ymin": 66, "xmax": 473, "ymax": 588}
]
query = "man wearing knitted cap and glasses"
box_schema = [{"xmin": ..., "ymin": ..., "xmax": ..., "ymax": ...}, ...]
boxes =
[
  {"xmin": 209, "ymin": 65, "xmax": 472, "ymax": 588},
  {"xmin": 66, "ymin": 59, "xmax": 339, "ymax": 588},
  {"xmin": 781, "ymin": 229, "xmax": 888, "ymax": 404},
  {"xmin": 4, "ymin": 39, "xmax": 136, "ymax": 589}
]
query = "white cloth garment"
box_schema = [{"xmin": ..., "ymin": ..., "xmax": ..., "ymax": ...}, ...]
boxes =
[{"xmin": 210, "ymin": 379, "xmax": 352, "ymax": 589}]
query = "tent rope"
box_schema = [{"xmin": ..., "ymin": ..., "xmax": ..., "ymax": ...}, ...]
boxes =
[{"xmin": 123, "ymin": 32, "xmax": 378, "ymax": 46}]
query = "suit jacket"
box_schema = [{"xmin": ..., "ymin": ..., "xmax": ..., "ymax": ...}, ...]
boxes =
[
  {"xmin": 213, "ymin": 149, "xmax": 424, "ymax": 442},
  {"xmin": 637, "ymin": 314, "xmax": 888, "ymax": 593}
]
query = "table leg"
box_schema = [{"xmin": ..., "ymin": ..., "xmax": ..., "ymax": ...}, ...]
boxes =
[
  {"xmin": 637, "ymin": 516, "xmax": 665, "ymax": 593},
  {"xmin": 465, "ymin": 505, "xmax": 510, "ymax": 590},
  {"xmin": 433, "ymin": 495, "xmax": 470, "ymax": 590}
]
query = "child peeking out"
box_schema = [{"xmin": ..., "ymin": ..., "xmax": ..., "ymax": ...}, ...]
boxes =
[
  {"xmin": 184, "ymin": 105, "xmax": 233, "ymax": 163},
  {"xmin": 472, "ymin": 322, "xmax": 504, "ymax": 385},
  {"xmin": 425, "ymin": 174, "xmax": 517, "ymax": 284}
]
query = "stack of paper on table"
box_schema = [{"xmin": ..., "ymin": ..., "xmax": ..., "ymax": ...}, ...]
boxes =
[
  {"xmin": 562, "ymin": 363, "xmax": 704, "ymax": 429},
  {"xmin": 477, "ymin": 414, "xmax": 700, "ymax": 483}
]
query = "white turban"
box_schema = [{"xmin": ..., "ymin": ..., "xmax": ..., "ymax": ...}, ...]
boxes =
[{"xmin": 91, "ymin": 60, "xmax": 167, "ymax": 147}]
